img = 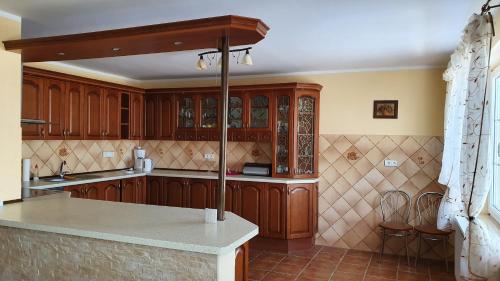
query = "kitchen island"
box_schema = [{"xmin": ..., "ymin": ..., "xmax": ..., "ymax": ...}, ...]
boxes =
[{"xmin": 0, "ymin": 197, "xmax": 257, "ymax": 281}]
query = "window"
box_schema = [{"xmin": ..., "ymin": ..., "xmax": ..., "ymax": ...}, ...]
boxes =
[{"xmin": 491, "ymin": 70, "xmax": 500, "ymax": 223}]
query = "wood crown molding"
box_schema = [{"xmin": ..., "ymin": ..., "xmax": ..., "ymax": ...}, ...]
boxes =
[
  {"xmin": 145, "ymin": 83, "xmax": 323, "ymax": 94},
  {"xmin": 23, "ymin": 66, "xmax": 145, "ymax": 94}
]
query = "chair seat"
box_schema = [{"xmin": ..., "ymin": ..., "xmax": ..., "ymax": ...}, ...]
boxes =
[
  {"xmin": 379, "ymin": 222, "xmax": 413, "ymax": 231},
  {"xmin": 414, "ymin": 225, "xmax": 452, "ymax": 236}
]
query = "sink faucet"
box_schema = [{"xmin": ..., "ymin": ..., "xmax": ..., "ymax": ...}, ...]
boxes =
[{"xmin": 58, "ymin": 161, "xmax": 69, "ymax": 178}]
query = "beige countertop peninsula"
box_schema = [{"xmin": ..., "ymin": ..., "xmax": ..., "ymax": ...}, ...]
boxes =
[{"xmin": 23, "ymin": 168, "xmax": 319, "ymax": 190}]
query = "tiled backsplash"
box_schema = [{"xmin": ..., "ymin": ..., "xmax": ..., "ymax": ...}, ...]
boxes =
[
  {"xmin": 316, "ymin": 135, "xmax": 448, "ymax": 259},
  {"xmin": 22, "ymin": 140, "xmax": 272, "ymax": 177},
  {"xmin": 22, "ymin": 135, "xmax": 447, "ymax": 259}
]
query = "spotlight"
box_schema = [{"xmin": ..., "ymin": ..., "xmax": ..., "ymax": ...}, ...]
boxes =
[
  {"xmin": 196, "ymin": 55, "xmax": 207, "ymax": 70},
  {"xmin": 242, "ymin": 49, "xmax": 253, "ymax": 66}
]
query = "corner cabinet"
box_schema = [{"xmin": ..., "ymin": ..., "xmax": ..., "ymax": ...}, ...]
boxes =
[{"xmin": 272, "ymin": 85, "xmax": 321, "ymax": 178}]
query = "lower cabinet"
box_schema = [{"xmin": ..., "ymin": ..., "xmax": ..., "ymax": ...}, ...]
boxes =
[
  {"xmin": 64, "ymin": 177, "xmax": 146, "ymax": 203},
  {"xmin": 234, "ymin": 242, "xmax": 249, "ymax": 281}
]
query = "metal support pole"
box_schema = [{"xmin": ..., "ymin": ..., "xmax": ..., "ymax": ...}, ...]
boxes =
[{"xmin": 217, "ymin": 36, "xmax": 229, "ymax": 221}]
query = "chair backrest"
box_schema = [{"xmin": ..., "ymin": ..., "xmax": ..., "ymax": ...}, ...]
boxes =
[
  {"xmin": 380, "ymin": 190, "xmax": 411, "ymax": 224},
  {"xmin": 416, "ymin": 192, "xmax": 444, "ymax": 226}
]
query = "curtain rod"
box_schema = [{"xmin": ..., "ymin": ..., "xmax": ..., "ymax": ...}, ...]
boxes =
[{"xmin": 481, "ymin": 0, "xmax": 500, "ymax": 15}]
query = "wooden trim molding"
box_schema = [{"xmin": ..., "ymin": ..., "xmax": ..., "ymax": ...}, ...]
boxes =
[
  {"xmin": 23, "ymin": 66, "xmax": 145, "ymax": 94},
  {"xmin": 145, "ymin": 83, "xmax": 323, "ymax": 95},
  {"xmin": 4, "ymin": 15, "xmax": 270, "ymax": 63}
]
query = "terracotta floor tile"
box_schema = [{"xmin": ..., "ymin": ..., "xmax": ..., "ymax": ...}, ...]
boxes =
[
  {"xmin": 296, "ymin": 275, "xmax": 329, "ymax": 281},
  {"xmin": 315, "ymin": 252, "xmax": 344, "ymax": 263},
  {"xmin": 251, "ymin": 260, "xmax": 279, "ymax": 271},
  {"xmin": 366, "ymin": 266, "xmax": 397, "ymax": 279},
  {"xmin": 330, "ymin": 271, "xmax": 365, "ymax": 281},
  {"xmin": 345, "ymin": 249, "xmax": 374, "ymax": 257},
  {"xmin": 249, "ymin": 269, "xmax": 270, "ymax": 281},
  {"xmin": 307, "ymin": 258, "xmax": 338, "ymax": 270},
  {"xmin": 363, "ymin": 276, "xmax": 396, "ymax": 281},
  {"xmin": 299, "ymin": 267, "xmax": 334, "ymax": 279},
  {"xmin": 398, "ymin": 271, "xmax": 430, "ymax": 281},
  {"xmin": 398, "ymin": 263, "xmax": 428, "ymax": 274},
  {"xmin": 280, "ymin": 256, "xmax": 311, "ymax": 266},
  {"xmin": 259, "ymin": 252, "xmax": 288, "ymax": 263},
  {"xmin": 342, "ymin": 255, "xmax": 372, "ymax": 265},
  {"xmin": 262, "ymin": 272, "xmax": 297, "ymax": 281},
  {"xmin": 336, "ymin": 262, "xmax": 368, "ymax": 274},
  {"xmin": 272, "ymin": 263, "xmax": 304, "ymax": 276}
]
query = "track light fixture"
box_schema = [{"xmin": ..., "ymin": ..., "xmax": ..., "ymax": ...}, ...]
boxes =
[
  {"xmin": 196, "ymin": 47, "xmax": 253, "ymax": 70},
  {"xmin": 196, "ymin": 55, "xmax": 207, "ymax": 70}
]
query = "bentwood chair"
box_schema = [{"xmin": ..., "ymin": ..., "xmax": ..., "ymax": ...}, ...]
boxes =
[
  {"xmin": 414, "ymin": 192, "xmax": 452, "ymax": 271},
  {"xmin": 379, "ymin": 190, "xmax": 413, "ymax": 264}
]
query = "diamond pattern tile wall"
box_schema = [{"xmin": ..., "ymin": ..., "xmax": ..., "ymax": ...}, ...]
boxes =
[{"xmin": 316, "ymin": 135, "xmax": 450, "ymax": 260}]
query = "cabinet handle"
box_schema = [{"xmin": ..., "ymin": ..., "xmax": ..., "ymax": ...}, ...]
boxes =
[{"xmin": 40, "ymin": 128, "xmax": 45, "ymax": 137}]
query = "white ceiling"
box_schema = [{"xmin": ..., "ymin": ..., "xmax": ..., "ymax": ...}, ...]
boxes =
[{"xmin": 0, "ymin": 0, "xmax": 484, "ymax": 80}]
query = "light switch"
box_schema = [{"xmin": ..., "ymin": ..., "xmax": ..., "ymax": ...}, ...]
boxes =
[
  {"xmin": 384, "ymin": 159, "xmax": 398, "ymax": 167},
  {"xmin": 204, "ymin": 153, "xmax": 215, "ymax": 160},
  {"xmin": 103, "ymin": 151, "xmax": 114, "ymax": 158}
]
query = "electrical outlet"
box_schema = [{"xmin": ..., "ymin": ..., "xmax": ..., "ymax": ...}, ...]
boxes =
[
  {"xmin": 103, "ymin": 151, "xmax": 114, "ymax": 158},
  {"xmin": 204, "ymin": 153, "xmax": 215, "ymax": 160},
  {"xmin": 384, "ymin": 159, "xmax": 398, "ymax": 167}
]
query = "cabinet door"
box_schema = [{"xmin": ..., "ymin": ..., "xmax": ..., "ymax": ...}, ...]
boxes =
[
  {"xmin": 164, "ymin": 178, "xmax": 185, "ymax": 207},
  {"xmin": 224, "ymin": 181, "xmax": 237, "ymax": 212},
  {"xmin": 130, "ymin": 93, "xmax": 143, "ymax": 140},
  {"xmin": 228, "ymin": 92, "xmax": 246, "ymax": 141},
  {"xmin": 199, "ymin": 95, "xmax": 219, "ymax": 140},
  {"xmin": 63, "ymin": 185, "xmax": 85, "ymax": 199},
  {"xmin": 103, "ymin": 89, "xmax": 121, "ymax": 139},
  {"xmin": 185, "ymin": 179, "xmax": 212, "ymax": 209},
  {"xmin": 22, "ymin": 75, "xmax": 45, "ymax": 139},
  {"xmin": 234, "ymin": 242, "xmax": 249, "ymax": 281},
  {"xmin": 263, "ymin": 184, "xmax": 287, "ymax": 239},
  {"xmin": 158, "ymin": 94, "xmax": 174, "ymax": 139},
  {"xmin": 85, "ymin": 183, "xmax": 100, "ymax": 200},
  {"xmin": 44, "ymin": 79, "xmax": 66, "ymax": 139},
  {"xmin": 273, "ymin": 91, "xmax": 294, "ymax": 177},
  {"xmin": 286, "ymin": 184, "xmax": 314, "ymax": 239},
  {"xmin": 98, "ymin": 180, "xmax": 121, "ymax": 202},
  {"xmin": 176, "ymin": 95, "xmax": 196, "ymax": 140},
  {"xmin": 293, "ymin": 94, "xmax": 318, "ymax": 176},
  {"xmin": 146, "ymin": 176, "xmax": 164, "ymax": 205},
  {"xmin": 136, "ymin": 176, "xmax": 147, "ymax": 204},
  {"xmin": 237, "ymin": 182, "xmax": 265, "ymax": 227},
  {"xmin": 144, "ymin": 95, "xmax": 157, "ymax": 139},
  {"xmin": 247, "ymin": 92, "xmax": 272, "ymax": 130},
  {"xmin": 65, "ymin": 82, "xmax": 84, "ymax": 139},
  {"xmin": 85, "ymin": 85, "xmax": 103, "ymax": 139},
  {"xmin": 121, "ymin": 178, "xmax": 136, "ymax": 203}
]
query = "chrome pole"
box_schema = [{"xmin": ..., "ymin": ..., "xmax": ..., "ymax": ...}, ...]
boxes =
[{"xmin": 217, "ymin": 36, "xmax": 229, "ymax": 221}]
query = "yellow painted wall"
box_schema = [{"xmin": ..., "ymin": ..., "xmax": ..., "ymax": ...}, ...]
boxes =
[
  {"xmin": 0, "ymin": 15, "xmax": 21, "ymax": 201},
  {"xmin": 140, "ymin": 68, "xmax": 446, "ymax": 136}
]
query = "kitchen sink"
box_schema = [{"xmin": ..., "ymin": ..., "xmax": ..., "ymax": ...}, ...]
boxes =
[{"xmin": 43, "ymin": 174, "xmax": 102, "ymax": 183}]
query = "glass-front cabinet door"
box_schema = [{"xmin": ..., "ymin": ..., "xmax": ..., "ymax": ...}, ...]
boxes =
[
  {"xmin": 295, "ymin": 95, "xmax": 316, "ymax": 175},
  {"xmin": 228, "ymin": 96, "xmax": 244, "ymax": 129},
  {"xmin": 275, "ymin": 94, "xmax": 291, "ymax": 175},
  {"xmin": 200, "ymin": 96, "xmax": 218, "ymax": 129},
  {"xmin": 249, "ymin": 95, "xmax": 270, "ymax": 129},
  {"xmin": 177, "ymin": 96, "xmax": 195, "ymax": 129}
]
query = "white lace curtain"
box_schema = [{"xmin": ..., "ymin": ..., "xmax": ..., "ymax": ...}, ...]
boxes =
[{"xmin": 438, "ymin": 14, "xmax": 500, "ymax": 280}]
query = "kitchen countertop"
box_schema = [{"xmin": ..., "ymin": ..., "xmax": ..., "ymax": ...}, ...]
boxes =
[
  {"xmin": 0, "ymin": 197, "xmax": 258, "ymax": 255},
  {"xmin": 23, "ymin": 169, "xmax": 319, "ymax": 190}
]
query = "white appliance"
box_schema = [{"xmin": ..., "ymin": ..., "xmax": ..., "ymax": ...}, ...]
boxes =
[
  {"xmin": 133, "ymin": 147, "xmax": 146, "ymax": 171},
  {"xmin": 143, "ymin": 159, "xmax": 154, "ymax": 172}
]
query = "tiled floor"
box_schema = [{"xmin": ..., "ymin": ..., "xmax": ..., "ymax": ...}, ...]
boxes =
[{"xmin": 249, "ymin": 246, "xmax": 455, "ymax": 281}]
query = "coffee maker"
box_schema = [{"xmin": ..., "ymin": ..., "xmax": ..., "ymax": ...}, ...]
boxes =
[{"xmin": 133, "ymin": 147, "xmax": 146, "ymax": 171}]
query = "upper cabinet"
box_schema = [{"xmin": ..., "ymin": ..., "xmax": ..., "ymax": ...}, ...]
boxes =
[
  {"xmin": 143, "ymin": 93, "xmax": 174, "ymax": 140},
  {"xmin": 22, "ymin": 67, "xmax": 144, "ymax": 141},
  {"xmin": 21, "ymin": 75, "xmax": 45, "ymax": 139}
]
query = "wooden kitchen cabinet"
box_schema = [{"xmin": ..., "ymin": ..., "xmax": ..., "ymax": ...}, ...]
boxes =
[
  {"xmin": 263, "ymin": 184, "xmax": 287, "ymax": 239},
  {"xmin": 63, "ymin": 184, "xmax": 86, "ymax": 199},
  {"xmin": 286, "ymin": 184, "xmax": 315, "ymax": 239},
  {"xmin": 121, "ymin": 177, "xmax": 147, "ymax": 204},
  {"xmin": 235, "ymin": 182, "xmax": 266, "ymax": 227},
  {"xmin": 146, "ymin": 176, "xmax": 164, "ymax": 205},
  {"xmin": 185, "ymin": 178, "xmax": 214, "ymax": 209},
  {"xmin": 144, "ymin": 94, "xmax": 157, "ymax": 139},
  {"xmin": 44, "ymin": 79, "xmax": 66, "ymax": 139},
  {"xmin": 64, "ymin": 82, "xmax": 85, "ymax": 139},
  {"xmin": 234, "ymin": 242, "xmax": 249, "ymax": 281},
  {"xmin": 84, "ymin": 85, "xmax": 104, "ymax": 139},
  {"xmin": 130, "ymin": 93, "xmax": 143, "ymax": 140},
  {"xmin": 21, "ymin": 75, "xmax": 45, "ymax": 139},
  {"xmin": 98, "ymin": 180, "xmax": 121, "ymax": 201},
  {"xmin": 103, "ymin": 89, "xmax": 121, "ymax": 139},
  {"xmin": 163, "ymin": 177, "xmax": 185, "ymax": 207},
  {"xmin": 143, "ymin": 93, "xmax": 174, "ymax": 140}
]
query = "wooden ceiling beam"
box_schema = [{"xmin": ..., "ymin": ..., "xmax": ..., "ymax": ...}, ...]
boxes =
[{"xmin": 3, "ymin": 15, "xmax": 269, "ymax": 62}]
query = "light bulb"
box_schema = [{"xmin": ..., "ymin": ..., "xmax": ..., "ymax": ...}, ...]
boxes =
[
  {"xmin": 242, "ymin": 50, "xmax": 253, "ymax": 66},
  {"xmin": 196, "ymin": 55, "xmax": 207, "ymax": 70}
]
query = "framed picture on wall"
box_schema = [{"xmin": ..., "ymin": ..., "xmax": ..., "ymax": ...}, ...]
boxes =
[{"xmin": 373, "ymin": 100, "xmax": 398, "ymax": 119}]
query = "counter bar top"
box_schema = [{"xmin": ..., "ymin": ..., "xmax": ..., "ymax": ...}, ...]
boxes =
[
  {"xmin": 23, "ymin": 169, "xmax": 319, "ymax": 189},
  {"xmin": 0, "ymin": 197, "xmax": 258, "ymax": 255}
]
